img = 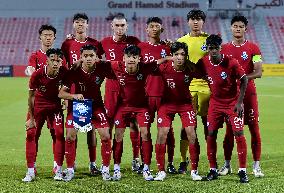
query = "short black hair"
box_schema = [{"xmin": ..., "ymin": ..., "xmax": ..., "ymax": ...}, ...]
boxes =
[
  {"xmin": 80, "ymin": 44, "xmax": 97, "ymax": 54},
  {"xmin": 113, "ymin": 13, "xmax": 127, "ymax": 21},
  {"xmin": 206, "ymin": 34, "xmax": 222, "ymax": 47},
  {"xmin": 231, "ymin": 15, "xmax": 248, "ymax": 26},
  {"xmin": 124, "ymin": 45, "xmax": 141, "ymax": 56},
  {"xmin": 146, "ymin": 17, "xmax": 163, "ymax": 25},
  {"xmin": 170, "ymin": 42, "xmax": 188, "ymax": 56},
  {"xmin": 46, "ymin": 48, "xmax": 63, "ymax": 58},
  {"xmin": 73, "ymin": 13, "xmax": 89, "ymax": 23},
  {"xmin": 39, "ymin": 24, "xmax": 56, "ymax": 35},
  {"xmin": 187, "ymin": 9, "xmax": 206, "ymax": 21}
]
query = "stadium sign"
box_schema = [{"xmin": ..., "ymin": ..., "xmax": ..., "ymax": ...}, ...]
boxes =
[
  {"xmin": 107, "ymin": 1, "xmax": 199, "ymax": 9},
  {"xmin": 0, "ymin": 66, "xmax": 13, "ymax": 77}
]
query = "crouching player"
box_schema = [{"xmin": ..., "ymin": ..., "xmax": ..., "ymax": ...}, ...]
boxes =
[
  {"xmin": 154, "ymin": 42, "xmax": 202, "ymax": 181},
  {"xmin": 58, "ymin": 45, "xmax": 112, "ymax": 181},
  {"xmin": 197, "ymin": 35, "xmax": 249, "ymax": 183},
  {"xmin": 23, "ymin": 48, "xmax": 66, "ymax": 182}
]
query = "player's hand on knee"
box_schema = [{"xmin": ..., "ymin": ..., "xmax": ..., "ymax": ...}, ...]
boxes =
[{"xmin": 234, "ymin": 102, "xmax": 244, "ymax": 118}]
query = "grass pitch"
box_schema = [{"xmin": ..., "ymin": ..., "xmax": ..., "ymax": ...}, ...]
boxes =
[{"xmin": 0, "ymin": 77, "xmax": 283, "ymax": 193}]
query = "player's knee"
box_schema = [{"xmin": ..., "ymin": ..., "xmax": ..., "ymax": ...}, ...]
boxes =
[
  {"xmin": 208, "ymin": 130, "xmax": 218, "ymax": 137},
  {"xmin": 99, "ymin": 130, "xmax": 110, "ymax": 141},
  {"xmin": 140, "ymin": 127, "xmax": 150, "ymax": 141},
  {"xmin": 114, "ymin": 128, "xmax": 124, "ymax": 142},
  {"xmin": 26, "ymin": 129, "xmax": 36, "ymax": 141},
  {"xmin": 180, "ymin": 128, "xmax": 188, "ymax": 140},
  {"xmin": 233, "ymin": 130, "xmax": 244, "ymax": 137}
]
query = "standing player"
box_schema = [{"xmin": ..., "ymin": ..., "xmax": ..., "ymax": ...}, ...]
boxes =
[
  {"xmin": 111, "ymin": 45, "xmax": 165, "ymax": 181},
  {"xmin": 23, "ymin": 48, "xmax": 66, "ymax": 182},
  {"xmin": 198, "ymin": 35, "xmax": 249, "ymax": 183},
  {"xmin": 25, "ymin": 24, "xmax": 60, "ymax": 172},
  {"xmin": 101, "ymin": 14, "xmax": 141, "ymax": 171},
  {"xmin": 154, "ymin": 42, "xmax": 202, "ymax": 181},
  {"xmin": 219, "ymin": 15, "xmax": 264, "ymax": 177},
  {"xmin": 61, "ymin": 13, "xmax": 104, "ymax": 174},
  {"xmin": 177, "ymin": 9, "xmax": 210, "ymax": 173},
  {"xmin": 58, "ymin": 45, "xmax": 112, "ymax": 181},
  {"xmin": 138, "ymin": 17, "xmax": 177, "ymax": 174}
]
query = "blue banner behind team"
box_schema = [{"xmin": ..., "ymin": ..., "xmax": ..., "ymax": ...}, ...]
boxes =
[
  {"xmin": 73, "ymin": 99, "xmax": 93, "ymax": 133},
  {"xmin": 0, "ymin": 66, "xmax": 13, "ymax": 77}
]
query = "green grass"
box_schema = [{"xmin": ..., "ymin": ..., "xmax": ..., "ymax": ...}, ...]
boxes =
[{"xmin": 0, "ymin": 77, "xmax": 284, "ymax": 193}]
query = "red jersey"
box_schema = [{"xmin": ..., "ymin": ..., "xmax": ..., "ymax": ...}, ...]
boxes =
[
  {"xmin": 62, "ymin": 61, "xmax": 113, "ymax": 108},
  {"xmin": 138, "ymin": 41, "xmax": 171, "ymax": 96},
  {"xmin": 222, "ymin": 40, "xmax": 261, "ymax": 92},
  {"xmin": 101, "ymin": 36, "xmax": 140, "ymax": 92},
  {"xmin": 111, "ymin": 61, "xmax": 157, "ymax": 108},
  {"xmin": 28, "ymin": 49, "xmax": 47, "ymax": 70},
  {"xmin": 199, "ymin": 55, "xmax": 246, "ymax": 105},
  {"xmin": 159, "ymin": 61, "xmax": 195, "ymax": 105},
  {"xmin": 61, "ymin": 37, "xmax": 104, "ymax": 68},
  {"xmin": 29, "ymin": 65, "xmax": 67, "ymax": 110},
  {"xmin": 101, "ymin": 36, "xmax": 140, "ymax": 61},
  {"xmin": 28, "ymin": 49, "xmax": 67, "ymax": 70}
]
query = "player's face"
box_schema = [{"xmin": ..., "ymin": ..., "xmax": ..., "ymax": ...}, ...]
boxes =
[
  {"xmin": 188, "ymin": 17, "xmax": 204, "ymax": 32},
  {"xmin": 172, "ymin": 48, "xmax": 186, "ymax": 66},
  {"xmin": 112, "ymin": 18, "xmax": 128, "ymax": 37},
  {"xmin": 47, "ymin": 54, "xmax": 62, "ymax": 71},
  {"xmin": 73, "ymin": 18, "xmax": 88, "ymax": 34},
  {"xmin": 80, "ymin": 50, "xmax": 98, "ymax": 68},
  {"xmin": 146, "ymin": 22, "xmax": 163, "ymax": 38},
  {"xmin": 231, "ymin": 21, "xmax": 247, "ymax": 39},
  {"xmin": 207, "ymin": 45, "xmax": 221, "ymax": 58},
  {"xmin": 39, "ymin": 30, "xmax": 55, "ymax": 47},
  {"xmin": 123, "ymin": 54, "xmax": 140, "ymax": 74}
]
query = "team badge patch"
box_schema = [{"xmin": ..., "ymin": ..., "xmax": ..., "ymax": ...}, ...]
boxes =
[
  {"xmin": 241, "ymin": 51, "xmax": 248, "ymax": 60},
  {"xmin": 73, "ymin": 99, "xmax": 93, "ymax": 133},
  {"xmin": 137, "ymin": 74, "xmax": 143, "ymax": 80},
  {"xmin": 201, "ymin": 44, "xmax": 207, "ymax": 51},
  {"xmin": 160, "ymin": 49, "xmax": 167, "ymax": 58},
  {"xmin": 184, "ymin": 75, "xmax": 190, "ymax": 83},
  {"xmin": 95, "ymin": 77, "xmax": 101, "ymax": 85},
  {"xmin": 221, "ymin": 71, "xmax": 227, "ymax": 79}
]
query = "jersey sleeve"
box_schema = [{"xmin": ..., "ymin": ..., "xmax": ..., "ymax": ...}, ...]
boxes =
[
  {"xmin": 251, "ymin": 43, "xmax": 262, "ymax": 63},
  {"xmin": 192, "ymin": 59, "xmax": 206, "ymax": 79},
  {"xmin": 28, "ymin": 53, "xmax": 37, "ymax": 69},
  {"xmin": 233, "ymin": 59, "xmax": 246, "ymax": 79},
  {"xmin": 61, "ymin": 41, "xmax": 70, "ymax": 65},
  {"xmin": 62, "ymin": 70, "xmax": 73, "ymax": 89},
  {"xmin": 29, "ymin": 71, "xmax": 39, "ymax": 90},
  {"xmin": 96, "ymin": 41, "xmax": 105, "ymax": 59}
]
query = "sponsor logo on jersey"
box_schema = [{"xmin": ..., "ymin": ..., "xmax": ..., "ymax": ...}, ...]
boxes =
[
  {"xmin": 39, "ymin": 85, "xmax": 46, "ymax": 92},
  {"xmin": 137, "ymin": 73, "xmax": 143, "ymax": 80},
  {"xmin": 241, "ymin": 51, "xmax": 248, "ymax": 60},
  {"xmin": 160, "ymin": 49, "xmax": 167, "ymax": 58},
  {"xmin": 221, "ymin": 71, "xmax": 227, "ymax": 79}
]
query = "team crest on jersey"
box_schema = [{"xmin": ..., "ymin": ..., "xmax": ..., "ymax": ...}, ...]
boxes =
[
  {"xmin": 160, "ymin": 49, "xmax": 167, "ymax": 58},
  {"xmin": 39, "ymin": 85, "xmax": 46, "ymax": 92},
  {"xmin": 184, "ymin": 75, "xmax": 190, "ymax": 83},
  {"xmin": 95, "ymin": 77, "xmax": 101, "ymax": 85},
  {"xmin": 201, "ymin": 44, "xmax": 207, "ymax": 51},
  {"xmin": 221, "ymin": 71, "xmax": 227, "ymax": 79},
  {"xmin": 137, "ymin": 74, "xmax": 143, "ymax": 80},
  {"xmin": 241, "ymin": 51, "xmax": 248, "ymax": 60},
  {"xmin": 158, "ymin": 118, "xmax": 163, "ymax": 123}
]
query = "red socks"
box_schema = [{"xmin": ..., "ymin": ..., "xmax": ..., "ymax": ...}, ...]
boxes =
[
  {"xmin": 155, "ymin": 144, "xmax": 166, "ymax": 171},
  {"xmin": 235, "ymin": 135, "xmax": 247, "ymax": 168},
  {"xmin": 101, "ymin": 139, "xmax": 112, "ymax": 166}
]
